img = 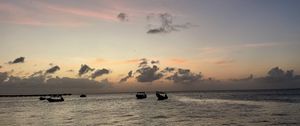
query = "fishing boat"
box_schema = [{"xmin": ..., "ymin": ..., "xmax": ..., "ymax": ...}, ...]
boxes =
[
  {"xmin": 80, "ymin": 94, "xmax": 87, "ymax": 97},
  {"xmin": 136, "ymin": 92, "xmax": 147, "ymax": 99},
  {"xmin": 156, "ymin": 91, "xmax": 168, "ymax": 100},
  {"xmin": 39, "ymin": 96, "xmax": 46, "ymax": 100},
  {"xmin": 47, "ymin": 96, "xmax": 64, "ymax": 102}
]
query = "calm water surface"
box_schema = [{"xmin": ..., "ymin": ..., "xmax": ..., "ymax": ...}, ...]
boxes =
[{"xmin": 1, "ymin": 89, "xmax": 300, "ymax": 126}]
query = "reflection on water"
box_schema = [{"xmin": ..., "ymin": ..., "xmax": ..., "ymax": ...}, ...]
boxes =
[{"xmin": 1, "ymin": 90, "xmax": 300, "ymax": 126}]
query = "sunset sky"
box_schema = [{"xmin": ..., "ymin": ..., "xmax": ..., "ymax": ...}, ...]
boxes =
[{"xmin": 1, "ymin": 0, "xmax": 300, "ymax": 93}]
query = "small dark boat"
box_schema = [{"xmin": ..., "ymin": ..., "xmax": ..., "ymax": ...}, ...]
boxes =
[
  {"xmin": 80, "ymin": 94, "xmax": 87, "ymax": 97},
  {"xmin": 39, "ymin": 96, "xmax": 46, "ymax": 100},
  {"xmin": 47, "ymin": 96, "xmax": 64, "ymax": 102},
  {"xmin": 136, "ymin": 92, "xmax": 147, "ymax": 99},
  {"xmin": 156, "ymin": 91, "xmax": 168, "ymax": 100}
]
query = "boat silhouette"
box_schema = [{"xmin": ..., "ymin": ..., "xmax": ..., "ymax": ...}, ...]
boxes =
[
  {"xmin": 156, "ymin": 91, "xmax": 168, "ymax": 100},
  {"xmin": 136, "ymin": 92, "xmax": 147, "ymax": 99},
  {"xmin": 80, "ymin": 94, "xmax": 87, "ymax": 97},
  {"xmin": 39, "ymin": 96, "xmax": 46, "ymax": 100},
  {"xmin": 47, "ymin": 96, "xmax": 64, "ymax": 102}
]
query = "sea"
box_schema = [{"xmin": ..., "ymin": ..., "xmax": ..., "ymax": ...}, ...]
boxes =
[{"xmin": 0, "ymin": 89, "xmax": 300, "ymax": 126}]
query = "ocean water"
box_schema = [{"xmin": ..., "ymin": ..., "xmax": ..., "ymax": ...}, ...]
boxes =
[{"xmin": 0, "ymin": 89, "xmax": 300, "ymax": 126}]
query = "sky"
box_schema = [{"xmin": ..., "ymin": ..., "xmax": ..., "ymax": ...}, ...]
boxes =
[{"xmin": 0, "ymin": 0, "xmax": 300, "ymax": 94}]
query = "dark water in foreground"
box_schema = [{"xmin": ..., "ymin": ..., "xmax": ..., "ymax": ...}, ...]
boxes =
[{"xmin": 0, "ymin": 89, "xmax": 300, "ymax": 126}]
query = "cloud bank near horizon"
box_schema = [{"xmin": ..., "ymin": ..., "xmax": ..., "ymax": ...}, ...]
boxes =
[{"xmin": 0, "ymin": 57, "xmax": 300, "ymax": 94}]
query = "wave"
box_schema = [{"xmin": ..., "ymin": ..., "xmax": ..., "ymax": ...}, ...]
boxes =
[{"xmin": 175, "ymin": 96, "xmax": 268, "ymax": 105}]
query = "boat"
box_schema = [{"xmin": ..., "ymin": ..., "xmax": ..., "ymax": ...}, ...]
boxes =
[
  {"xmin": 47, "ymin": 96, "xmax": 64, "ymax": 102},
  {"xmin": 39, "ymin": 96, "xmax": 46, "ymax": 100},
  {"xmin": 156, "ymin": 91, "xmax": 168, "ymax": 100},
  {"xmin": 136, "ymin": 92, "xmax": 147, "ymax": 99},
  {"xmin": 80, "ymin": 94, "xmax": 87, "ymax": 97}
]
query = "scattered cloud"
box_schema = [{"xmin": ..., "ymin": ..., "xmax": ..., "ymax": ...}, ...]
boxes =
[
  {"xmin": 162, "ymin": 67, "xmax": 176, "ymax": 73},
  {"xmin": 120, "ymin": 70, "xmax": 133, "ymax": 83},
  {"xmin": 79, "ymin": 64, "xmax": 95, "ymax": 76},
  {"xmin": 0, "ymin": 72, "xmax": 8, "ymax": 84},
  {"xmin": 139, "ymin": 58, "xmax": 148, "ymax": 67},
  {"xmin": 147, "ymin": 13, "xmax": 195, "ymax": 34},
  {"xmin": 91, "ymin": 68, "xmax": 110, "ymax": 79},
  {"xmin": 136, "ymin": 65, "xmax": 163, "ymax": 82},
  {"xmin": 9, "ymin": 57, "xmax": 25, "ymax": 64},
  {"xmin": 0, "ymin": 73, "xmax": 111, "ymax": 94},
  {"xmin": 45, "ymin": 65, "xmax": 60, "ymax": 74},
  {"xmin": 135, "ymin": 59, "xmax": 163, "ymax": 83},
  {"xmin": 151, "ymin": 60, "xmax": 159, "ymax": 64},
  {"xmin": 214, "ymin": 59, "xmax": 234, "ymax": 65},
  {"xmin": 117, "ymin": 13, "xmax": 129, "ymax": 21},
  {"xmin": 257, "ymin": 67, "xmax": 299, "ymax": 82},
  {"xmin": 166, "ymin": 68, "xmax": 202, "ymax": 84},
  {"xmin": 29, "ymin": 70, "xmax": 44, "ymax": 78}
]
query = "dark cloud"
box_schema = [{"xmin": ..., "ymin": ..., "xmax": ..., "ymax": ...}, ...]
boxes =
[
  {"xmin": 258, "ymin": 67, "xmax": 299, "ymax": 82},
  {"xmin": 147, "ymin": 28, "xmax": 166, "ymax": 34},
  {"xmin": 166, "ymin": 68, "xmax": 202, "ymax": 84},
  {"xmin": 231, "ymin": 74, "xmax": 254, "ymax": 81},
  {"xmin": 45, "ymin": 65, "xmax": 60, "ymax": 74},
  {"xmin": 147, "ymin": 13, "xmax": 194, "ymax": 34},
  {"xmin": 120, "ymin": 71, "xmax": 133, "ymax": 83},
  {"xmin": 151, "ymin": 60, "xmax": 159, "ymax": 64},
  {"xmin": 79, "ymin": 64, "xmax": 95, "ymax": 76},
  {"xmin": 9, "ymin": 57, "xmax": 25, "ymax": 64},
  {"xmin": 268, "ymin": 67, "xmax": 285, "ymax": 78},
  {"xmin": 0, "ymin": 72, "xmax": 111, "ymax": 94},
  {"xmin": 30, "ymin": 70, "xmax": 44, "ymax": 78},
  {"xmin": 139, "ymin": 58, "xmax": 148, "ymax": 67},
  {"xmin": 136, "ymin": 65, "xmax": 163, "ymax": 82},
  {"xmin": 117, "ymin": 13, "xmax": 128, "ymax": 21},
  {"xmin": 91, "ymin": 69, "xmax": 110, "ymax": 79},
  {"xmin": 0, "ymin": 72, "xmax": 8, "ymax": 84},
  {"xmin": 162, "ymin": 67, "xmax": 176, "ymax": 73},
  {"xmin": 0, "ymin": 65, "xmax": 2, "ymax": 69}
]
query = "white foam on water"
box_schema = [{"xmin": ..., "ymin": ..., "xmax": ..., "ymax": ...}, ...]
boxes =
[{"xmin": 175, "ymin": 96, "xmax": 268, "ymax": 106}]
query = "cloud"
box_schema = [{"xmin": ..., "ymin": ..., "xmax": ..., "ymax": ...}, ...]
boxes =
[
  {"xmin": 0, "ymin": 65, "xmax": 2, "ymax": 69},
  {"xmin": 166, "ymin": 68, "xmax": 202, "ymax": 84},
  {"xmin": 134, "ymin": 59, "xmax": 164, "ymax": 83},
  {"xmin": 147, "ymin": 13, "xmax": 195, "ymax": 34},
  {"xmin": 139, "ymin": 58, "xmax": 148, "ymax": 67},
  {"xmin": 91, "ymin": 68, "xmax": 110, "ymax": 79},
  {"xmin": 162, "ymin": 67, "xmax": 176, "ymax": 73},
  {"xmin": 231, "ymin": 74, "xmax": 254, "ymax": 81},
  {"xmin": 136, "ymin": 65, "xmax": 163, "ymax": 82},
  {"xmin": 78, "ymin": 64, "xmax": 95, "ymax": 76},
  {"xmin": 0, "ymin": 72, "xmax": 111, "ymax": 94},
  {"xmin": 117, "ymin": 13, "xmax": 128, "ymax": 21},
  {"xmin": 120, "ymin": 70, "xmax": 133, "ymax": 83},
  {"xmin": 29, "ymin": 70, "xmax": 44, "ymax": 78},
  {"xmin": 151, "ymin": 60, "xmax": 159, "ymax": 64},
  {"xmin": 45, "ymin": 65, "xmax": 60, "ymax": 74},
  {"xmin": 0, "ymin": 72, "xmax": 8, "ymax": 84},
  {"xmin": 214, "ymin": 59, "xmax": 234, "ymax": 65},
  {"xmin": 258, "ymin": 67, "xmax": 299, "ymax": 82},
  {"xmin": 9, "ymin": 57, "xmax": 25, "ymax": 64}
]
